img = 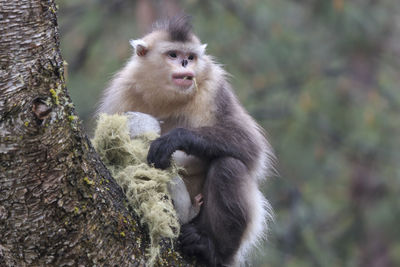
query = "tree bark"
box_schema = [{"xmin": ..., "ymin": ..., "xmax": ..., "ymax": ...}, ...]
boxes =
[{"xmin": 0, "ymin": 1, "xmax": 194, "ymax": 266}]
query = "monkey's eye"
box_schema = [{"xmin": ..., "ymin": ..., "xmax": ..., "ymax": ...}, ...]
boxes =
[
  {"xmin": 168, "ymin": 51, "xmax": 177, "ymax": 58},
  {"xmin": 188, "ymin": 54, "xmax": 195, "ymax": 60}
]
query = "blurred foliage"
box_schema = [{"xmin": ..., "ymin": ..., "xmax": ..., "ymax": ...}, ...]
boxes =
[{"xmin": 58, "ymin": 0, "xmax": 400, "ymax": 266}]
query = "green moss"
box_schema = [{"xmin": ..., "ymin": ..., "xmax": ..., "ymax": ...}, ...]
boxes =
[
  {"xmin": 49, "ymin": 88, "xmax": 59, "ymax": 105},
  {"xmin": 92, "ymin": 113, "xmax": 181, "ymax": 266},
  {"xmin": 83, "ymin": 176, "xmax": 94, "ymax": 186},
  {"xmin": 68, "ymin": 115, "xmax": 77, "ymax": 121}
]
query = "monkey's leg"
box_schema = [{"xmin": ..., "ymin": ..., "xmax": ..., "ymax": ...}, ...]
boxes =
[{"xmin": 180, "ymin": 157, "xmax": 250, "ymax": 267}]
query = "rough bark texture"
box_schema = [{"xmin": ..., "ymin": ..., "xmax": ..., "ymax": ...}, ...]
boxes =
[{"xmin": 0, "ymin": 1, "xmax": 195, "ymax": 266}]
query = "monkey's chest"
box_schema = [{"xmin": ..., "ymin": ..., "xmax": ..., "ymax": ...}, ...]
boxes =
[
  {"xmin": 158, "ymin": 113, "xmax": 213, "ymax": 135},
  {"xmin": 159, "ymin": 118, "xmax": 184, "ymax": 134}
]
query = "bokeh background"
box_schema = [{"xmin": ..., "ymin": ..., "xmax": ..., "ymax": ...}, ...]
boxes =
[{"xmin": 57, "ymin": 0, "xmax": 400, "ymax": 266}]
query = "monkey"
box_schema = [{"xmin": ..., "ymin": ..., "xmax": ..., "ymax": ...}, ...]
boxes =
[
  {"xmin": 167, "ymin": 172, "xmax": 203, "ymax": 224},
  {"xmin": 125, "ymin": 111, "xmax": 203, "ymax": 224},
  {"xmin": 98, "ymin": 15, "xmax": 274, "ymax": 267}
]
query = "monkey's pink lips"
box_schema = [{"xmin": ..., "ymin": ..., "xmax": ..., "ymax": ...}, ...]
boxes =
[{"xmin": 172, "ymin": 72, "xmax": 194, "ymax": 88}]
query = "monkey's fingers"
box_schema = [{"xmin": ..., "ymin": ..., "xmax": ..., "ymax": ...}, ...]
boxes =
[
  {"xmin": 147, "ymin": 139, "xmax": 166, "ymax": 168},
  {"xmin": 147, "ymin": 136, "xmax": 175, "ymax": 169},
  {"xmin": 194, "ymin": 194, "xmax": 204, "ymax": 207}
]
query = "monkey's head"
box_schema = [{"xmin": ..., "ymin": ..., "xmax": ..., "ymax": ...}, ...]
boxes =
[{"xmin": 128, "ymin": 16, "xmax": 211, "ymax": 108}]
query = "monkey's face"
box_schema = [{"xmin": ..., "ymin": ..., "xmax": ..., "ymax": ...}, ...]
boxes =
[
  {"xmin": 165, "ymin": 50, "xmax": 196, "ymax": 90},
  {"xmin": 151, "ymin": 39, "xmax": 208, "ymax": 96},
  {"xmin": 130, "ymin": 32, "xmax": 210, "ymax": 110}
]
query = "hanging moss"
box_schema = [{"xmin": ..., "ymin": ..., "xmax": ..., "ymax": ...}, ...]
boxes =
[{"xmin": 92, "ymin": 114, "xmax": 180, "ymax": 266}]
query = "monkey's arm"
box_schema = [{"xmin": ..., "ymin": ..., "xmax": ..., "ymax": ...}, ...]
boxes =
[{"xmin": 147, "ymin": 124, "xmax": 259, "ymax": 170}]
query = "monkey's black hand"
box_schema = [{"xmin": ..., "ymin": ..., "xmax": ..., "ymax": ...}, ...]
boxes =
[{"xmin": 147, "ymin": 128, "xmax": 186, "ymax": 169}]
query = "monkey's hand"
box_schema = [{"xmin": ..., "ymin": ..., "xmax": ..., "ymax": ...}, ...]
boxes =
[
  {"xmin": 147, "ymin": 128, "xmax": 185, "ymax": 169},
  {"xmin": 187, "ymin": 194, "xmax": 203, "ymax": 222},
  {"xmin": 194, "ymin": 194, "xmax": 203, "ymax": 208}
]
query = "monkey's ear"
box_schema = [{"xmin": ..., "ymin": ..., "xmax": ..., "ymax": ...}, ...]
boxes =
[
  {"xmin": 129, "ymin": 39, "xmax": 148, "ymax": 57},
  {"xmin": 199, "ymin": 43, "xmax": 207, "ymax": 55}
]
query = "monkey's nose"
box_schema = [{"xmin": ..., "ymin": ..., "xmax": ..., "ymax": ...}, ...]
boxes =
[{"xmin": 182, "ymin": 59, "xmax": 188, "ymax": 67}]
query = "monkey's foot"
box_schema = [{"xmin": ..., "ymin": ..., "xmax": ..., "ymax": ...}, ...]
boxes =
[{"xmin": 180, "ymin": 223, "xmax": 220, "ymax": 266}]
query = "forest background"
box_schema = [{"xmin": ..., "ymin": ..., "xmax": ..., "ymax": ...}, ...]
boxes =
[{"xmin": 57, "ymin": 0, "xmax": 400, "ymax": 266}]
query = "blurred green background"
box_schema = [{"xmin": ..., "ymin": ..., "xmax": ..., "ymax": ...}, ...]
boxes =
[{"xmin": 57, "ymin": 0, "xmax": 400, "ymax": 266}]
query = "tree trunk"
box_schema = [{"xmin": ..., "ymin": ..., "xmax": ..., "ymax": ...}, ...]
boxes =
[{"xmin": 0, "ymin": 1, "xmax": 194, "ymax": 266}]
